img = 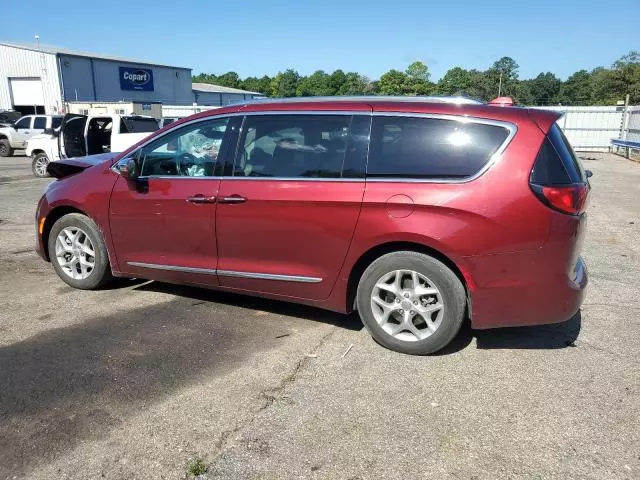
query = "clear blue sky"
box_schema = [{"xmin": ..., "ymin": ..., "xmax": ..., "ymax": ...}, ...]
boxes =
[{"xmin": 4, "ymin": 0, "xmax": 639, "ymax": 81}]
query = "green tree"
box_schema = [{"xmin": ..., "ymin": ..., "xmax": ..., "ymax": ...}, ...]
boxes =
[
  {"xmin": 329, "ymin": 70, "xmax": 348, "ymax": 95},
  {"xmin": 241, "ymin": 75, "xmax": 272, "ymax": 94},
  {"xmin": 270, "ymin": 69, "xmax": 300, "ymax": 97},
  {"xmin": 296, "ymin": 70, "xmax": 333, "ymax": 96},
  {"xmin": 378, "ymin": 69, "xmax": 410, "ymax": 95},
  {"xmin": 613, "ymin": 51, "xmax": 640, "ymax": 104},
  {"xmin": 214, "ymin": 72, "xmax": 241, "ymax": 89},
  {"xmin": 528, "ymin": 72, "xmax": 562, "ymax": 105},
  {"xmin": 405, "ymin": 61, "xmax": 432, "ymax": 94},
  {"xmin": 337, "ymin": 72, "xmax": 372, "ymax": 95},
  {"xmin": 557, "ymin": 70, "xmax": 593, "ymax": 105}
]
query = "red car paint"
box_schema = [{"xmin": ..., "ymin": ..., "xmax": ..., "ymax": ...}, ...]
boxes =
[{"xmin": 36, "ymin": 99, "xmax": 588, "ymax": 329}]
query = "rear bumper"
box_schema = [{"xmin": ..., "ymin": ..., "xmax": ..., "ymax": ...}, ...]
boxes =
[{"xmin": 468, "ymin": 255, "xmax": 588, "ymax": 330}]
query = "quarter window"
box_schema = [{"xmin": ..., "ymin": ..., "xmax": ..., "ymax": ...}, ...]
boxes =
[
  {"xmin": 234, "ymin": 115, "xmax": 351, "ymax": 178},
  {"xmin": 367, "ymin": 116, "xmax": 511, "ymax": 179},
  {"xmin": 139, "ymin": 118, "xmax": 229, "ymax": 177}
]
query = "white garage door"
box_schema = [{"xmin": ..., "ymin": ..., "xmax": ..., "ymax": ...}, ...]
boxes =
[{"xmin": 10, "ymin": 78, "xmax": 44, "ymax": 105}]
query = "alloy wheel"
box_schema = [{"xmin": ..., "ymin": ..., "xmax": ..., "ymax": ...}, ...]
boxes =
[
  {"xmin": 55, "ymin": 227, "xmax": 96, "ymax": 280},
  {"xmin": 370, "ymin": 269, "xmax": 445, "ymax": 342}
]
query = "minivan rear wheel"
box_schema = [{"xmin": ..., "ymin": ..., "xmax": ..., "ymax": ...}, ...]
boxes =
[
  {"xmin": 356, "ymin": 251, "xmax": 466, "ymax": 355},
  {"xmin": 48, "ymin": 213, "xmax": 113, "ymax": 290}
]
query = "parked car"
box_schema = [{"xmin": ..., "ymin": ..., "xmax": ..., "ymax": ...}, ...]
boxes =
[
  {"xmin": 34, "ymin": 96, "xmax": 590, "ymax": 355},
  {"xmin": 27, "ymin": 113, "xmax": 159, "ymax": 177},
  {"xmin": 0, "ymin": 109, "xmax": 22, "ymax": 128},
  {"xmin": 0, "ymin": 114, "xmax": 63, "ymax": 157}
]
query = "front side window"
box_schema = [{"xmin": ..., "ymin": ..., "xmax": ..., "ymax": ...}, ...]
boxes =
[
  {"xmin": 14, "ymin": 117, "xmax": 31, "ymax": 129},
  {"xmin": 234, "ymin": 115, "xmax": 350, "ymax": 178},
  {"xmin": 33, "ymin": 117, "xmax": 46, "ymax": 129},
  {"xmin": 367, "ymin": 116, "xmax": 511, "ymax": 179},
  {"xmin": 51, "ymin": 117, "xmax": 63, "ymax": 129},
  {"xmin": 139, "ymin": 118, "xmax": 229, "ymax": 177}
]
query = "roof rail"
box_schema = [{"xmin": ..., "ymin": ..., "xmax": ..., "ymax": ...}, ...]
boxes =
[{"xmin": 240, "ymin": 95, "xmax": 485, "ymax": 106}]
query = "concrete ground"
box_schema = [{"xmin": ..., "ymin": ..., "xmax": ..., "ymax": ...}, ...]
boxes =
[{"xmin": 0, "ymin": 153, "xmax": 638, "ymax": 480}]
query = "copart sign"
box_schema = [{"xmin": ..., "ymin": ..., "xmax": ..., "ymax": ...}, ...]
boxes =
[{"xmin": 119, "ymin": 67, "xmax": 154, "ymax": 91}]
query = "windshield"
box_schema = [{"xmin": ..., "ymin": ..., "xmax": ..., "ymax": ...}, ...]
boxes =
[{"xmin": 120, "ymin": 117, "xmax": 160, "ymax": 134}]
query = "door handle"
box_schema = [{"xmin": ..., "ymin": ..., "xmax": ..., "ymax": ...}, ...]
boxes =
[
  {"xmin": 186, "ymin": 194, "xmax": 217, "ymax": 204},
  {"xmin": 219, "ymin": 195, "xmax": 247, "ymax": 204}
]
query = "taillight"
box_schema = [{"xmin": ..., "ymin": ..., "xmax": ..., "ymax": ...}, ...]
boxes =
[{"xmin": 530, "ymin": 183, "xmax": 588, "ymax": 215}]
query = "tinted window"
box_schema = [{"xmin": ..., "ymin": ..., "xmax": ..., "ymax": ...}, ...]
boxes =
[
  {"xmin": 549, "ymin": 125, "xmax": 585, "ymax": 182},
  {"xmin": 14, "ymin": 117, "xmax": 30, "ymax": 129},
  {"xmin": 234, "ymin": 115, "xmax": 350, "ymax": 178},
  {"xmin": 530, "ymin": 125, "xmax": 585, "ymax": 186},
  {"xmin": 120, "ymin": 117, "xmax": 159, "ymax": 134},
  {"xmin": 368, "ymin": 116, "xmax": 510, "ymax": 179},
  {"xmin": 51, "ymin": 117, "xmax": 62, "ymax": 129},
  {"xmin": 33, "ymin": 117, "xmax": 46, "ymax": 129},
  {"xmin": 139, "ymin": 118, "xmax": 228, "ymax": 177},
  {"xmin": 530, "ymin": 138, "xmax": 571, "ymax": 185}
]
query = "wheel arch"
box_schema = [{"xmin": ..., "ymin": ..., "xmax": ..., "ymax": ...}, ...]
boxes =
[
  {"xmin": 346, "ymin": 241, "xmax": 471, "ymax": 313},
  {"xmin": 42, "ymin": 206, "xmax": 89, "ymax": 261}
]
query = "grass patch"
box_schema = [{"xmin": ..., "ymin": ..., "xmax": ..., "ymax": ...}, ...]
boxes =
[{"xmin": 187, "ymin": 458, "xmax": 208, "ymax": 477}]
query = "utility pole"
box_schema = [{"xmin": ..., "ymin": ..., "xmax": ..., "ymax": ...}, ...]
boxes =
[{"xmin": 498, "ymin": 71, "xmax": 503, "ymax": 97}]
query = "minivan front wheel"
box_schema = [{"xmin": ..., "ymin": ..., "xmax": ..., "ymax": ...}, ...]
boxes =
[
  {"xmin": 48, "ymin": 213, "xmax": 113, "ymax": 289},
  {"xmin": 356, "ymin": 251, "xmax": 466, "ymax": 355}
]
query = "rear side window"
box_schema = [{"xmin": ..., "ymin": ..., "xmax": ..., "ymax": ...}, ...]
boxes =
[
  {"xmin": 234, "ymin": 114, "xmax": 351, "ymax": 178},
  {"xmin": 120, "ymin": 117, "xmax": 159, "ymax": 134},
  {"xmin": 367, "ymin": 116, "xmax": 510, "ymax": 179},
  {"xmin": 530, "ymin": 125, "xmax": 585, "ymax": 185},
  {"xmin": 33, "ymin": 117, "xmax": 46, "ymax": 129}
]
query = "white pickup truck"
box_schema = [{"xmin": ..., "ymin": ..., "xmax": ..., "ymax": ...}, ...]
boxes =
[
  {"xmin": 27, "ymin": 113, "xmax": 159, "ymax": 177},
  {"xmin": 0, "ymin": 114, "xmax": 63, "ymax": 157}
]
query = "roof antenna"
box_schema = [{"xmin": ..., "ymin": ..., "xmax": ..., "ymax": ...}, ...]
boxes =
[{"xmin": 34, "ymin": 34, "xmax": 40, "ymax": 48}]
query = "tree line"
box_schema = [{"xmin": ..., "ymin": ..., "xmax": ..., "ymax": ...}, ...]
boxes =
[{"xmin": 193, "ymin": 51, "xmax": 640, "ymax": 106}]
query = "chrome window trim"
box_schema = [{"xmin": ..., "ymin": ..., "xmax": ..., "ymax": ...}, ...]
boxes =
[
  {"xmin": 127, "ymin": 261, "xmax": 217, "ymax": 275},
  {"xmin": 217, "ymin": 269, "xmax": 322, "ymax": 283},
  {"xmin": 113, "ymin": 111, "xmax": 516, "ymax": 184},
  {"xmin": 366, "ymin": 112, "xmax": 517, "ymax": 184},
  {"xmin": 112, "ymin": 111, "xmax": 367, "ymax": 177},
  {"xmin": 126, "ymin": 262, "xmax": 323, "ymax": 283}
]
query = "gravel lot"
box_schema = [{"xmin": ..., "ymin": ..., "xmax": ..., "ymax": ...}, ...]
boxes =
[{"xmin": 0, "ymin": 153, "xmax": 638, "ymax": 480}]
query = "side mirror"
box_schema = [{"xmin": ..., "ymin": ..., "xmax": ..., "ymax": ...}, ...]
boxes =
[
  {"xmin": 585, "ymin": 170, "xmax": 593, "ymax": 179},
  {"xmin": 44, "ymin": 128, "xmax": 54, "ymax": 136},
  {"xmin": 116, "ymin": 157, "xmax": 140, "ymax": 180}
]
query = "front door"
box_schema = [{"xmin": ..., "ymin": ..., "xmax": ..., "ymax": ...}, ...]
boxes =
[
  {"xmin": 12, "ymin": 116, "xmax": 32, "ymax": 148},
  {"xmin": 216, "ymin": 113, "xmax": 370, "ymax": 300},
  {"xmin": 110, "ymin": 116, "xmax": 238, "ymax": 285}
]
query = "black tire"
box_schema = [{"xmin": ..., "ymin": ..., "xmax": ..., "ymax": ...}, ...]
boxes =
[
  {"xmin": 0, "ymin": 138, "xmax": 13, "ymax": 157},
  {"xmin": 48, "ymin": 213, "xmax": 113, "ymax": 290},
  {"xmin": 32, "ymin": 153, "xmax": 50, "ymax": 177},
  {"xmin": 356, "ymin": 251, "xmax": 466, "ymax": 355}
]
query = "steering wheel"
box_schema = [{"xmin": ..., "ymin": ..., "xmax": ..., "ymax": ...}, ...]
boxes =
[{"xmin": 176, "ymin": 152, "xmax": 198, "ymax": 175}]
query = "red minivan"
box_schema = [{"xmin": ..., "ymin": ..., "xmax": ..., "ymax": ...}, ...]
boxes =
[{"xmin": 35, "ymin": 96, "xmax": 589, "ymax": 354}]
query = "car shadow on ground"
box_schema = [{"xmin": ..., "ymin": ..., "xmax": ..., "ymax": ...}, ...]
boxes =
[
  {"xmin": 133, "ymin": 281, "xmax": 365, "ymax": 331},
  {"xmin": 437, "ymin": 311, "xmax": 583, "ymax": 355},
  {"xmin": 0, "ymin": 283, "xmax": 345, "ymax": 478},
  {"xmin": 135, "ymin": 281, "xmax": 582, "ymax": 354}
]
